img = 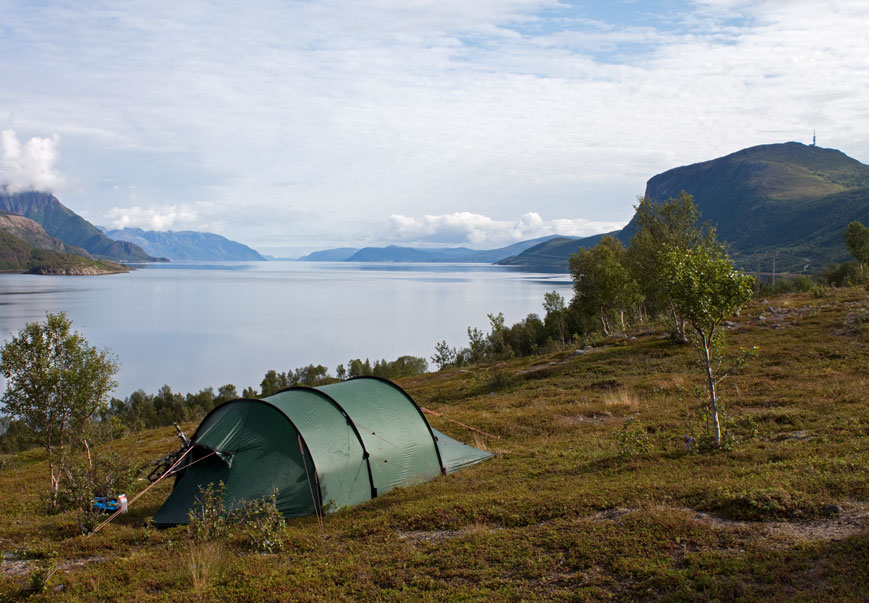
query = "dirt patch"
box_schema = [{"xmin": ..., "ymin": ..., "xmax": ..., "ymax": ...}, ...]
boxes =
[
  {"xmin": 584, "ymin": 503, "xmax": 869, "ymax": 544},
  {"xmin": 587, "ymin": 508, "xmax": 635, "ymax": 521},
  {"xmin": 1, "ymin": 555, "xmax": 107, "ymax": 579},
  {"xmin": 398, "ymin": 523, "xmax": 501, "ymax": 545},
  {"xmin": 397, "ymin": 529, "xmax": 461, "ymax": 543},
  {"xmin": 694, "ymin": 502, "xmax": 869, "ymax": 544},
  {"xmin": 556, "ymin": 413, "xmax": 625, "ymax": 426}
]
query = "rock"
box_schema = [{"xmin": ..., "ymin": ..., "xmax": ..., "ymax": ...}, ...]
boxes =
[
  {"xmin": 823, "ymin": 504, "xmax": 842, "ymax": 517},
  {"xmin": 773, "ymin": 430, "xmax": 813, "ymax": 441}
]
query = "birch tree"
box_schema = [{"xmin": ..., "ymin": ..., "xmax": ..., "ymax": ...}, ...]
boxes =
[
  {"xmin": 0, "ymin": 312, "xmax": 117, "ymax": 506},
  {"xmin": 661, "ymin": 246, "xmax": 754, "ymax": 448}
]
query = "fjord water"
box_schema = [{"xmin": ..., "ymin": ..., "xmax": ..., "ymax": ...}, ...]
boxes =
[{"xmin": 0, "ymin": 262, "xmax": 572, "ymax": 397}]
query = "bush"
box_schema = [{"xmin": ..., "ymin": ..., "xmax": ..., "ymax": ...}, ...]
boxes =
[
  {"xmin": 187, "ymin": 482, "xmax": 286, "ymax": 553},
  {"xmin": 56, "ymin": 451, "xmax": 141, "ymax": 534},
  {"xmin": 617, "ymin": 419, "xmax": 650, "ymax": 458},
  {"xmin": 706, "ymin": 487, "xmax": 820, "ymax": 521},
  {"xmin": 820, "ymin": 261, "xmax": 864, "ymax": 287}
]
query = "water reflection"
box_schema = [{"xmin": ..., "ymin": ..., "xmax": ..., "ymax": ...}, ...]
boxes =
[{"xmin": 0, "ymin": 262, "xmax": 573, "ymax": 397}]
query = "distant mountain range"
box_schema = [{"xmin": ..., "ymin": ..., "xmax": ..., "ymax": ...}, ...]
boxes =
[
  {"xmin": 0, "ymin": 189, "xmax": 161, "ymax": 262},
  {"xmin": 103, "ymin": 227, "xmax": 266, "ymax": 261},
  {"xmin": 298, "ymin": 236, "xmax": 563, "ymax": 263},
  {"xmin": 499, "ymin": 142, "xmax": 869, "ymax": 272}
]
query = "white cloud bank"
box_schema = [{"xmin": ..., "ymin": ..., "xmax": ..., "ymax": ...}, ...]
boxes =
[
  {"xmin": 387, "ymin": 212, "xmax": 624, "ymax": 247},
  {"xmin": 106, "ymin": 205, "xmax": 199, "ymax": 231},
  {"xmin": 2, "ymin": 0, "xmax": 869, "ymax": 256},
  {"xmin": 0, "ymin": 129, "xmax": 64, "ymax": 193}
]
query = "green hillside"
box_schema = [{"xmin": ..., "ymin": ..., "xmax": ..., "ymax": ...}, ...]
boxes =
[
  {"xmin": 0, "ymin": 211, "xmax": 92, "ymax": 258},
  {"xmin": 642, "ymin": 142, "xmax": 869, "ymax": 272},
  {"xmin": 0, "ymin": 190, "xmax": 161, "ymax": 263},
  {"xmin": 0, "ymin": 229, "xmax": 129, "ymax": 275},
  {"xmin": 500, "ymin": 143, "xmax": 869, "ymax": 272},
  {"xmin": 0, "ymin": 288, "xmax": 866, "ymax": 599}
]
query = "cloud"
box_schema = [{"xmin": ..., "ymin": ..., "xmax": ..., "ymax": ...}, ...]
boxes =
[
  {"xmin": 105, "ymin": 205, "xmax": 199, "ymax": 231},
  {"xmin": 386, "ymin": 212, "xmax": 624, "ymax": 247},
  {"xmin": 0, "ymin": 129, "xmax": 64, "ymax": 193},
  {"xmin": 2, "ymin": 0, "xmax": 868, "ymax": 253}
]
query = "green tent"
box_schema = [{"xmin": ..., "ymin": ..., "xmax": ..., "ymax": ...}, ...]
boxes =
[{"xmin": 153, "ymin": 376, "xmax": 493, "ymax": 525}]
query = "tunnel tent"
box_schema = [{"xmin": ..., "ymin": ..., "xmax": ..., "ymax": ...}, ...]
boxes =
[{"xmin": 153, "ymin": 376, "xmax": 493, "ymax": 525}]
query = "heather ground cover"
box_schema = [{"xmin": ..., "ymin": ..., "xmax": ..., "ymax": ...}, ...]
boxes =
[{"xmin": 1, "ymin": 288, "xmax": 866, "ymax": 601}]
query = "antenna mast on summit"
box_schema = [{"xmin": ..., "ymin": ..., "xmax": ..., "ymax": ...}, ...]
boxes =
[{"xmin": 812, "ymin": 130, "xmax": 816, "ymax": 146}]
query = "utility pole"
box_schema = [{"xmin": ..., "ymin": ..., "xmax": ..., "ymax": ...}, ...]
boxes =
[
  {"xmin": 756, "ymin": 256, "xmax": 761, "ymax": 295},
  {"xmin": 772, "ymin": 253, "xmax": 777, "ymax": 290}
]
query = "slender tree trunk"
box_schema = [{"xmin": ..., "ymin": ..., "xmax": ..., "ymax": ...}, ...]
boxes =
[
  {"xmin": 47, "ymin": 445, "xmax": 60, "ymax": 508},
  {"xmin": 668, "ymin": 300, "xmax": 688, "ymax": 343},
  {"xmin": 700, "ymin": 334, "xmax": 721, "ymax": 447},
  {"xmin": 599, "ymin": 309, "xmax": 610, "ymax": 335}
]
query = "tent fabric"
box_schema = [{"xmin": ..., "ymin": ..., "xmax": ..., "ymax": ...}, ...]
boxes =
[
  {"xmin": 153, "ymin": 376, "xmax": 493, "ymax": 525},
  {"xmin": 431, "ymin": 428, "xmax": 493, "ymax": 474}
]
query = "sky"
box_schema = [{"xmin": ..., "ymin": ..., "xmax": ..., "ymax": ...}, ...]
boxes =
[{"xmin": 0, "ymin": 0, "xmax": 867, "ymax": 257}]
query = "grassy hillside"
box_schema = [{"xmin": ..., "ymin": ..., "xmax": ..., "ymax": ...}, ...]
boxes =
[
  {"xmin": 501, "ymin": 143, "xmax": 869, "ymax": 273},
  {"xmin": 0, "ymin": 230, "xmax": 129, "ymax": 275},
  {"xmin": 643, "ymin": 143, "xmax": 869, "ymax": 272},
  {"xmin": 0, "ymin": 288, "xmax": 867, "ymax": 600},
  {"xmin": 0, "ymin": 212, "xmax": 92, "ymax": 258},
  {"xmin": 0, "ymin": 190, "xmax": 160, "ymax": 263}
]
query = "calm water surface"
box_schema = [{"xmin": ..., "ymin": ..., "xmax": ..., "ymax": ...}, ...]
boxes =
[{"xmin": 0, "ymin": 262, "xmax": 572, "ymax": 398}]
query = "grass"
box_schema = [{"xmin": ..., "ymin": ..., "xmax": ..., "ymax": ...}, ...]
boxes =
[{"xmin": 0, "ymin": 288, "xmax": 867, "ymax": 600}]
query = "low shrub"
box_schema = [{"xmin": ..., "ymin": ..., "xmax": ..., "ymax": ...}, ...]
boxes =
[{"xmin": 187, "ymin": 482, "xmax": 286, "ymax": 553}]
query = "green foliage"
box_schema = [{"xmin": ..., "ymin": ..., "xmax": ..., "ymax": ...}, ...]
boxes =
[
  {"xmin": 617, "ymin": 419, "xmax": 650, "ymax": 458},
  {"xmin": 569, "ymin": 235, "xmax": 641, "ymax": 334},
  {"xmin": 542, "ymin": 291, "xmax": 567, "ymax": 348},
  {"xmin": 0, "ymin": 229, "xmax": 128, "ymax": 274},
  {"xmin": 466, "ymin": 326, "xmax": 488, "ymax": 363},
  {"xmin": 345, "ymin": 356, "xmax": 428, "ymax": 380},
  {"xmin": 662, "ymin": 246, "xmax": 755, "ymax": 339},
  {"xmin": 0, "ymin": 312, "xmax": 118, "ymax": 504},
  {"xmin": 0, "ymin": 416, "xmax": 38, "ymax": 453},
  {"xmin": 706, "ymin": 487, "xmax": 820, "ymax": 521},
  {"xmin": 820, "ymin": 261, "xmax": 864, "ymax": 287},
  {"xmin": 187, "ymin": 482, "xmax": 230, "ymax": 542},
  {"xmin": 0, "ymin": 290, "xmax": 867, "ymax": 600},
  {"xmin": 756, "ymin": 274, "xmax": 817, "ymax": 297},
  {"xmin": 431, "ymin": 340, "xmax": 458, "ymax": 371},
  {"xmin": 501, "ymin": 144, "xmax": 869, "ymax": 273},
  {"xmin": 260, "ymin": 369, "xmax": 289, "ymax": 396},
  {"xmin": 662, "ymin": 245, "xmax": 755, "ymax": 447},
  {"xmin": 504, "ymin": 313, "xmax": 546, "ymax": 357},
  {"xmin": 844, "ymin": 220, "xmax": 869, "ymax": 276},
  {"xmin": 233, "ymin": 493, "xmax": 287, "ymax": 554},
  {"xmin": 187, "ymin": 482, "xmax": 286, "ymax": 553},
  {"xmin": 57, "ymin": 451, "xmax": 140, "ymax": 534},
  {"xmin": 486, "ymin": 312, "xmax": 512, "ymax": 359},
  {"xmin": 629, "ymin": 193, "xmax": 705, "ymax": 313},
  {"xmin": 26, "ymin": 551, "xmax": 58, "ymax": 594},
  {"xmin": 241, "ymin": 386, "xmax": 258, "ymax": 398}
]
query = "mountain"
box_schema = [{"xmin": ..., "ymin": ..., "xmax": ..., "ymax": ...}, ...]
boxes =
[
  {"xmin": 302, "ymin": 236, "xmax": 564, "ymax": 263},
  {"xmin": 499, "ymin": 142, "xmax": 869, "ymax": 272},
  {"xmin": 298, "ymin": 248, "xmax": 361, "ymax": 261},
  {"xmin": 0, "ymin": 226, "xmax": 129, "ymax": 275},
  {"xmin": 497, "ymin": 234, "xmax": 612, "ymax": 272},
  {"xmin": 0, "ymin": 190, "xmax": 161, "ymax": 262},
  {"xmin": 103, "ymin": 227, "xmax": 266, "ymax": 261},
  {"xmin": 0, "ymin": 211, "xmax": 93, "ymax": 258}
]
